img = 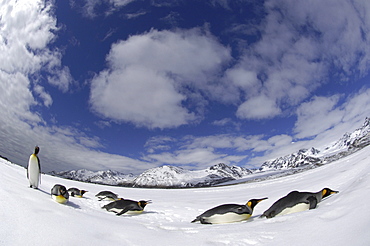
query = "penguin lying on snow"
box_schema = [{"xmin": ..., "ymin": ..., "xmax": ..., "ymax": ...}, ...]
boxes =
[
  {"xmin": 102, "ymin": 199, "xmax": 152, "ymax": 216},
  {"xmin": 191, "ymin": 198, "xmax": 267, "ymax": 224},
  {"xmin": 68, "ymin": 188, "xmax": 88, "ymax": 198},
  {"xmin": 51, "ymin": 184, "xmax": 69, "ymax": 204},
  {"xmin": 27, "ymin": 146, "xmax": 41, "ymax": 189},
  {"xmin": 261, "ymin": 188, "xmax": 339, "ymax": 218},
  {"xmin": 95, "ymin": 191, "xmax": 119, "ymax": 201}
]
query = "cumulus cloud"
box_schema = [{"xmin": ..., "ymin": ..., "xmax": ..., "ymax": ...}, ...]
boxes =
[
  {"xmin": 228, "ymin": 0, "xmax": 370, "ymax": 120},
  {"xmin": 0, "ymin": 0, "xmax": 147, "ymax": 174},
  {"xmin": 90, "ymin": 28, "xmax": 232, "ymax": 129},
  {"xmin": 2, "ymin": 0, "xmax": 370, "ymax": 174},
  {"xmin": 236, "ymin": 94, "xmax": 281, "ymax": 119},
  {"xmin": 294, "ymin": 95, "xmax": 343, "ymax": 139}
]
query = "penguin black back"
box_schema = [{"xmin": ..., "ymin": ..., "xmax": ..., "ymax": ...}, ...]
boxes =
[
  {"xmin": 51, "ymin": 184, "xmax": 70, "ymax": 204},
  {"xmin": 261, "ymin": 188, "xmax": 338, "ymax": 218},
  {"xmin": 102, "ymin": 199, "xmax": 151, "ymax": 216},
  {"xmin": 191, "ymin": 198, "xmax": 267, "ymax": 224}
]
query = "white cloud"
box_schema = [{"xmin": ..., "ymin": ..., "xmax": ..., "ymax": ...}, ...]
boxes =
[
  {"xmin": 248, "ymin": 89, "xmax": 370, "ymax": 165},
  {"xmin": 294, "ymin": 95, "xmax": 343, "ymax": 139},
  {"xmin": 294, "ymin": 88, "xmax": 370, "ymax": 141},
  {"xmin": 144, "ymin": 136, "xmax": 176, "ymax": 153},
  {"xmin": 0, "ymin": 0, "xmax": 148, "ymax": 174},
  {"xmin": 236, "ymin": 94, "xmax": 281, "ymax": 119},
  {"xmin": 90, "ymin": 65, "xmax": 195, "ymax": 129},
  {"xmin": 34, "ymin": 84, "xmax": 53, "ymax": 107},
  {"xmin": 90, "ymin": 28, "xmax": 231, "ymax": 129},
  {"xmin": 227, "ymin": 0, "xmax": 370, "ymax": 120},
  {"xmin": 71, "ymin": 0, "xmax": 147, "ymax": 18}
]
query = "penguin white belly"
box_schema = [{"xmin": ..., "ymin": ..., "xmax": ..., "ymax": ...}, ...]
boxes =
[
  {"xmin": 99, "ymin": 197, "xmax": 116, "ymax": 201},
  {"xmin": 28, "ymin": 155, "xmax": 40, "ymax": 188},
  {"xmin": 204, "ymin": 213, "xmax": 251, "ymax": 224},
  {"xmin": 277, "ymin": 203, "xmax": 310, "ymax": 216}
]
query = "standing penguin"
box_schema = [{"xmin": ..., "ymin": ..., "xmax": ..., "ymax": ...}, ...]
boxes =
[
  {"xmin": 27, "ymin": 146, "xmax": 41, "ymax": 189},
  {"xmin": 51, "ymin": 184, "xmax": 69, "ymax": 204},
  {"xmin": 261, "ymin": 188, "xmax": 339, "ymax": 218},
  {"xmin": 191, "ymin": 198, "xmax": 267, "ymax": 224}
]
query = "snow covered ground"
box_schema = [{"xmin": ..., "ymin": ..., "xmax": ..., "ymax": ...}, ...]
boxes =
[{"xmin": 1, "ymin": 146, "xmax": 370, "ymax": 246}]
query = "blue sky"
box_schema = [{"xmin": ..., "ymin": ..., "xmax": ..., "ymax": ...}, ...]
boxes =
[{"xmin": 1, "ymin": 0, "xmax": 370, "ymax": 174}]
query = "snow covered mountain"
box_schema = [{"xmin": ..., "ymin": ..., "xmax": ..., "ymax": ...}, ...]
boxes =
[
  {"xmin": 259, "ymin": 147, "xmax": 321, "ymax": 171},
  {"xmin": 50, "ymin": 169, "xmax": 135, "ymax": 185},
  {"xmin": 52, "ymin": 164, "xmax": 252, "ymax": 188},
  {"xmin": 325, "ymin": 117, "xmax": 370, "ymax": 152},
  {"xmin": 51, "ymin": 117, "xmax": 370, "ymax": 188},
  {"xmin": 260, "ymin": 117, "xmax": 370, "ymax": 171},
  {"xmin": 130, "ymin": 163, "xmax": 252, "ymax": 188}
]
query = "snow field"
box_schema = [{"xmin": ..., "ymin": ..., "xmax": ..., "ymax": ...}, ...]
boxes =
[{"xmin": 1, "ymin": 146, "xmax": 370, "ymax": 245}]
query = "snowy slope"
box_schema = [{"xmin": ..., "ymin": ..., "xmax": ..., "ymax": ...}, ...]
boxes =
[{"xmin": 1, "ymin": 146, "xmax": 370, "ymax": 245}]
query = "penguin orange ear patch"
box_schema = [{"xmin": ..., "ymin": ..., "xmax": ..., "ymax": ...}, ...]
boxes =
[{"xmin": 322, "ymin": 189, "xmax": 327, "ymax": 197}]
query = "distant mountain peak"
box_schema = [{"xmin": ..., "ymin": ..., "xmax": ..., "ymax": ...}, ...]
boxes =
[{"xmin": 51, "ymin": 117, "xmax": 370, "ymax": 188}]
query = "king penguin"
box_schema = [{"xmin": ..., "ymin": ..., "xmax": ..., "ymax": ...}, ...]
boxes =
[
  {"xmin": 68, "ymin": 188, "xmax": 88, "ymax": 198},
  {"xmin": 191, "ymin": 198, "xmax": 268, "ymax": 224},
  {"xmin": 261, "ymin": 188, "xmax": 339, "ymax": 218},
  {"xmin": 51, "ymin": 184, "xmax": 69, "ymax": 204},
  {"xmin": 27, "ymin": 146, "xmax": 41, "ymax": 189},
  {"xmin": 95, "ymin": 191, "xmax": 119, "ymax": 201},
  {"xmin": 102, "ymin": 199, "xmax": 151, "ymax": 216}
]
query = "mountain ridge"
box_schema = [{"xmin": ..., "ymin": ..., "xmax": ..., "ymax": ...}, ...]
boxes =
[{"xmin": 50, "ymin": 117, "xmax": 370, "ymax": 188}]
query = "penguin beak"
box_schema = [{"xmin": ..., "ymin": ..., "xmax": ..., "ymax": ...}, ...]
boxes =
[
  {"xmin": 331, "ymin": 190, "xmax": 339, "ymax": 194},
  {"xmin": 146, "ymin": 200, "xmax": 152, "ymax": 204},
  {"xmin": 257, "ymin": 197, "xmax": 268, "ymax": 203}
]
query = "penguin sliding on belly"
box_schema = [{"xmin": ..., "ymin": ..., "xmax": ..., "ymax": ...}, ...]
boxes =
[
  {"xmin": 51, "ymin": 184, "xmax": 69, "ymax": 204},
  {"xmin": 68, "ymin": 188, "xmax": 88, "ymax": 198},
  {"xmin": 102, "ymin": 199, "xmax": 151, "ymax": 216},
  {"xmin": 191, "ymin": 198, "xmax": 267, "ymax": 224},
  {"xmin": 27, "ymin": 146, "xmax": 41, "ymax": 189},
  {"xmin": 95, "ymin": 191, "xmax": 119, "ymax": 201},
  {"xmin": 261, "ymin": 188, "xmax": 338, "ymax": 218}
]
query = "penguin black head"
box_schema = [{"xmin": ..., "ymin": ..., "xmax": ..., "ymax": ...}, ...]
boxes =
[
  {"xmin": 59, "ymin": 186, "xmax": 68, "ymax": 195},
  {"xmin": 247, "ymin": 197, "xmax": 268, "ymax": 209},
  {"xmin": 81, "ymin": 190, "xmax": 88, "ymax": 196},
  {"xmin": 34, "ymin": 146, "xmax": 40, "ymax": 155},
  {"xmin": 138, "ymin": 200, "xmax": 152, "ymax": 208},
  {"xmin": 321, "ymin": 188, "xmax": 339, "ymax": 199}
]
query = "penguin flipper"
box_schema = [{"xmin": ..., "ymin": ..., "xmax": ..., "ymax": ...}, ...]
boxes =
[
  {"xmin": 36, "ymin": 156, "xmax": 41, "ymax": 185},
  {"xmin": 261, "ymin": 210, "xmax": 275, "ymax": 218},
  {"xmin": 307, "ymin": 196, "xmax": 318, "ymax": 209},
  {"xmin": 200, "ymin": 218, "xmax": 212, "ymax": 224},
  {"xmin": 116, "ymin": 207, "xmax": 130, "ymax": 216}
]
